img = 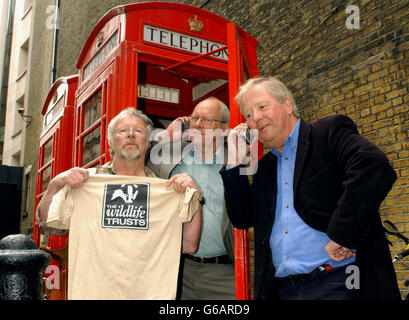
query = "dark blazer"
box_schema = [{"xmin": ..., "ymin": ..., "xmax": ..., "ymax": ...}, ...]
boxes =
[{"xmin": 220, "ymin": 115, "xmax": 401, "ymax": 300}]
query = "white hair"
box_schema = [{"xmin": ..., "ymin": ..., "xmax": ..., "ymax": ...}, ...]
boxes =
[
  {"xmin": 107, "ymin": 107, "xmax": 153, "ymax": 157},
  {"xmin": 235, "ymin": 76, "xmax": 299, "ymax": 118}
]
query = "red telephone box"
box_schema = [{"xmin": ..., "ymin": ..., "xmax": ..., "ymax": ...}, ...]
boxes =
[
  {"xmin": 33, "ymin": 75, "xmax": 78, "ymax": 247},
  {"xmin": 33, "ymin": 75, "xmax": 78, "ymax": 299},
  {"xmin": 47, "ymin": 2, "xmax": 259, "ymax": 299}
]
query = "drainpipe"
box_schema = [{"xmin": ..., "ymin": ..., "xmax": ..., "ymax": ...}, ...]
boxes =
[
  {"xmin": 51, "ymin": 0, "xmax": 60, "ymax": 84},
  {"xmin": 200, "ymin": 0, "xmax": 211, "ymax": 8}
]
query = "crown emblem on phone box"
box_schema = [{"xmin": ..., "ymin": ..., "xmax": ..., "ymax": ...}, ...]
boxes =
[{"xmin": 188, "ymin": 15, "xmax": 204, "ymax": 33}]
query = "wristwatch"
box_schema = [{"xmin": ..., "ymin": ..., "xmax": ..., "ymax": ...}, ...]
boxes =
[{"xmin": 199, "ymin": 197, "xmax": 205, "ymax": 206}]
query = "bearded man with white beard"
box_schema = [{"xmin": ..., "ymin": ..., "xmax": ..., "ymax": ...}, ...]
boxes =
[{"xmin": 38, "ymin": 107, "xmax": 202, "ymax": 255}]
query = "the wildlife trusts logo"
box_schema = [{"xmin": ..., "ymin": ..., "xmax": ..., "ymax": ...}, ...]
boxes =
[{"xmin": 102, "ymin": 183, "xmax": 150, "ymax": 230}]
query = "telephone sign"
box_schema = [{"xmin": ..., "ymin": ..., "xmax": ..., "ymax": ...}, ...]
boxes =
[{"xmin": 143, "ymin": 24, "xmax": 228, "ymax": 61}]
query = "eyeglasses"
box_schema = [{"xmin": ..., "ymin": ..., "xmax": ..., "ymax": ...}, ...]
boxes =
[
  {"xmin": 190, "ymin": 115, "xmax": 226, "ymax": 126},
  {"xmin": 115, "ymin": 126, "xmax": 146, "ymax": 136}
]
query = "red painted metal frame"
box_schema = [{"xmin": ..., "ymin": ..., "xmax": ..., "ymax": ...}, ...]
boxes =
[
  {"xmin": 33, "ymin": 76, "xmax": 78, "ymax": 300},
  {"xmin": 227, "ymin": 22, "xmax": 261, "ymax": 299},
  {"xmin": 161, "ymin": 45, "xmax": 228, "ymax": 73},
  {"xmin": 227, "ymin": 22, "xmax": 248, "ymax": 300}
]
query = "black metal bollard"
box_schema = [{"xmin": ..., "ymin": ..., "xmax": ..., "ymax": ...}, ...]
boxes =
[{"xmin": 0, "ymin": 234, "xmax": 51, "ymax": 300}]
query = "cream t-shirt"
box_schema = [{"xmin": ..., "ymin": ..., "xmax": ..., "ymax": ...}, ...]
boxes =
[{"xmin": 46, "ymin": 173, "xmax": 200, "ymax": 300}]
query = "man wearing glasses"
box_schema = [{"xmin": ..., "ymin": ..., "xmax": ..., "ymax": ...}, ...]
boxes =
[{"xmin": 150, "ymin": 97, "xmax": 236, "ymax": 300}]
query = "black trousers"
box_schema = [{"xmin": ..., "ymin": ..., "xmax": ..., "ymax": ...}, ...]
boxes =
[{"xmin": 277, "ymin": 265, "xmax": 357, "ymax": 300}]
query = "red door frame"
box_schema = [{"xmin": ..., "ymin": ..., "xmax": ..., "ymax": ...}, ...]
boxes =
[{"xmin": 226, "ymin": 22, "xmax": 261, "ymax": 300}]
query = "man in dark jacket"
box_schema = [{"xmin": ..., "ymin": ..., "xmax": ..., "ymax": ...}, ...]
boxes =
[{"xmin": 220, "ymin": 76, "xmax": 400, "ymax": 300}]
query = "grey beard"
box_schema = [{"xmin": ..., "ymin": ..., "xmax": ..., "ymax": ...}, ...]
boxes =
[{"xmin": 120, "ymin": 148, "xmax": 141, "ymax": 161}]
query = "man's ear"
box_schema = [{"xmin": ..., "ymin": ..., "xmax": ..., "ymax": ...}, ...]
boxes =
[{"xmin": 283, "ymin": 97, "xmax": 293, "ymax": 114}]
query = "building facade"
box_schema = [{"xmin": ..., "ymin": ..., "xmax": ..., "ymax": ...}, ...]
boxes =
[{"xmin": 1, "ymin": 0, "xmax": 32, "ymax": 166}]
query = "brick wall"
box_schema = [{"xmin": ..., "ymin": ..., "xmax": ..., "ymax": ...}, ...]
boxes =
[{"xmin": 192, "ymin": 0, "xmax": 409, "ymax": 299}]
